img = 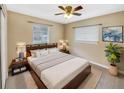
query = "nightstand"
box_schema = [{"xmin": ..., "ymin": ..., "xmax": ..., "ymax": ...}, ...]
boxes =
[
  {"xmin": 59, "ymin": 50, "xmax": 70, "ymax": 54},
  {"xmin": 9, "ymin": 58, "xmax": 29, "ymax": 76}
]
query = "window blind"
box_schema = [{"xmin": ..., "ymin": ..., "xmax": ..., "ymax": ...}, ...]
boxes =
[
  {"xmin": 32, "ymin": 24, "xmax": 49, "ymax": 44},
  {"xmin": 75, "ymin": 25, "xmax": 100, "ymax": 43}
]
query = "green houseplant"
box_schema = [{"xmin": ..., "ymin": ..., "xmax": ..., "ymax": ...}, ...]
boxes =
[{"xmin": 105, "ymin": 42, "xmax": 123, "ymax": 76}]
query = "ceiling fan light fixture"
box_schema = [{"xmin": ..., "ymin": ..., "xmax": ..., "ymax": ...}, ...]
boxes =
[
  {"xmin": 64, "ymin": 14, "xmax": 73, "ymax": 19},
  {"xmin": 55, "ymin": 5, "xmax": 83, "ymax": 18}
]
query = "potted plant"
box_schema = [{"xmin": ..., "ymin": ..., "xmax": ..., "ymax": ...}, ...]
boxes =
[{"xmin": 105, "ymin": 42, "xmax": 123, "ymax": 76}]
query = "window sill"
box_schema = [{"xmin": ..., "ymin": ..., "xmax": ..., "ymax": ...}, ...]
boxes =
[{"xmin": 75, "ymin": 40, "xmax": 99, "ymax": 44}]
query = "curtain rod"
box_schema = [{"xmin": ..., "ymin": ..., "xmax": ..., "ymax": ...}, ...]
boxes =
[
  {"xmin": 72, "ymin": 24, "xmax": 102, "ymax": 29},
  {"xmin": 27, "ymin": 21, "xmax": 53, "ymax": 26}
]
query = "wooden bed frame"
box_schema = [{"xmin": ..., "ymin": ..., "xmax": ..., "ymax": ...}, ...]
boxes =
[{"xmin": 26, "ymin": 43, "xmax": 91, "ymax": 89}]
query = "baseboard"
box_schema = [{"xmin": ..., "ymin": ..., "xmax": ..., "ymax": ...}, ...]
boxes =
[
  {"xmin": 119, "ymin": 70, "xmax": 124, "ymax": 74},
  {"xmin": 89, "ymin": 61, "xmax": 109, "ymax": 69},
  {"xmin": 89, "ymin": 61, "xmax": 124, "ymax": 74}
]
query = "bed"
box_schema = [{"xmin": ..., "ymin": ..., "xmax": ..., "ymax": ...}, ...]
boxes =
[{"xmin": 26, "ymin": 43, "xmax": 91, "ymax": 89}]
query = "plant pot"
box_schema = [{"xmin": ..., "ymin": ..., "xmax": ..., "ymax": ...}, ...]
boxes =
[{"xmin": 109, "ymin": 64, "xmax": 118, "ymax": 76}]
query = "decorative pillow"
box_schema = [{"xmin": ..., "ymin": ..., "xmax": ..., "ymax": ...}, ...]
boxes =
[{"xmin": 49, "ymin": 48, "xmax": 59, "ymax": 54}]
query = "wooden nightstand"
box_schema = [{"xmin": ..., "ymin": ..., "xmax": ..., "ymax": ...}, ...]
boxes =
[
  {"xmin": 9, "ymin": 58, "xmax": 29, "ymax": 76},
  {"xmin": 59, "ymin": 50, "xmax": 70, "ymax": 54}
]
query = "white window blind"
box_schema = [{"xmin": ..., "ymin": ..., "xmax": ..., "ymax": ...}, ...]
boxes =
[
  {"xmin": 75, "ymin": 25, "xmax": 100, "ymax": 43},
  {"xmin": 32, "ymin": 24, "xmax": 49, "ymax": 44}
]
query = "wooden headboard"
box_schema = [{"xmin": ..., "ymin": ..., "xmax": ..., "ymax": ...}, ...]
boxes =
[{"xmin": 26, "ymin": 43, "xmax": 57, "ymax": 57}]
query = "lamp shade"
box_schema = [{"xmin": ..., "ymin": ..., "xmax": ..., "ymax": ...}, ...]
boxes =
[
  {"xmin": 16, "ymin": 42, "xmax": 26, "ymax": 58},
  {"xmin": 58, "ymin": 40, "xmax": 69, "ymax": 51}
]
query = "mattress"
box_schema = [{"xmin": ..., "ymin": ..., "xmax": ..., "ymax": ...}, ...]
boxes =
[{"xmin": 28, "ymin": 52, "xmax": 89, "ymax": 89}]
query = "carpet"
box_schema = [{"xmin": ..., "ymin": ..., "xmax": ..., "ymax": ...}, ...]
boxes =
[
  {"xmin": 6, "ymin": 67, "xmax": 102, "ymax": 89},
  {"xmin": 78, "ymin": 67, "xmax": 102, "ymax": 89}
]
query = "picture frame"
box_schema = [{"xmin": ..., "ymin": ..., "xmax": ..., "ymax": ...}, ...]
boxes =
[{"xmin": 102, "ymin": 26, "xmax": 123, "ymax": 43}]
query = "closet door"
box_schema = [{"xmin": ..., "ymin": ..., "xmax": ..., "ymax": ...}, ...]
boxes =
[
  {"xmin": 1, "ymin": 9, "xmax": 5, "ymax": 89},
  {"xmin": 0, "ymin": 5, "xmax": 7, "ymax": 89},
  {"xmin": 0, "ymin": 8, "xmax": 1, "ymax": 89}
]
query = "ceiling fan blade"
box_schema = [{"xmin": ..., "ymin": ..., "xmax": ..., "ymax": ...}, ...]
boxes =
[
  {"xmin": 73, "ymin": 13, "xmax": 82, "ymax": 16},
  {"xmin": 74, "ymin": 5, "xmax": 83, "ymax": 11},
  {"xmin": 58, "ymin": 6, "xmax": 65, "ymax": 11},
  {"xmin": 54, "ymin": 13, "xmax": 64, "ymax": 15}
]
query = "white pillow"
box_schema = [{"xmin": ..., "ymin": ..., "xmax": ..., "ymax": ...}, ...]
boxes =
[
  {"xmin": 49, "ymin": 48, "xmax": 59, "ymax": 54},
  {"xmin": 30, "ymin": 50, "xmax": 39, "ymax": 57},
  {"xmin": 42, "ymin": 50, "xmax": 49, "ymax": 55},
  {"xmin": 36, "ymin": 49, "xmax": 49, "ymax": 57}
]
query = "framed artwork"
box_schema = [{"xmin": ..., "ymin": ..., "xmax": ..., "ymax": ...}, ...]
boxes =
[{"xmin": 102, "ymin": 26, "xmax": 123, "ymax": 43}]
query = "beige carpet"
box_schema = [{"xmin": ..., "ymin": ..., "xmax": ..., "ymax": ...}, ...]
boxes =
[{"xmin": 6, "ymin": 67, "xmax": 102, "ymax": 89}]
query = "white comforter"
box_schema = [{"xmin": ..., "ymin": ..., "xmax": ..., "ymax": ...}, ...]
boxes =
[{"xmin": 28, "ymin": 52, "xmax": 89, "ymax": 89}]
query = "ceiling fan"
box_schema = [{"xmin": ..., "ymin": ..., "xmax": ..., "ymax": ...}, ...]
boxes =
[{"xmin": 54, "ymin": 5, "xmax": 83, "ymax": 19}]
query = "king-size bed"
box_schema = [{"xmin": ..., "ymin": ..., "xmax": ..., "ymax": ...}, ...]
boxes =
[{"xmin": 26, "ymin": 43, "xmax": 91, "ymax": 89}]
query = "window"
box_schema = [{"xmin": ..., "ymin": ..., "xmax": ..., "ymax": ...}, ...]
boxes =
[
  {"xmin": 32, "ymin": 24, "xmax": 49, "ymax": 44},
  {"xmin": 75, "ymin": 25, "xmax": 100, "ymax": 43}
]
